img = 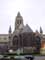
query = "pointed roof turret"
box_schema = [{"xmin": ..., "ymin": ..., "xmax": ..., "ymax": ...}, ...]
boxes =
[
  {"xmin": 17, "ymin": 12, "xmax": 21, "ymax": 17},
  {"xmin": 40, "ymin": 26, "xmax": 43, "ymax": 33},
  {"xmin": 9, "ymin": 26, "xmax": 12, "ymax": 33}
]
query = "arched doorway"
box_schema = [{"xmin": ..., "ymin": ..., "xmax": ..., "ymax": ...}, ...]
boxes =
[{"xmin": 12, "ymin": 35, "xmax": 18, "ymax": 50}]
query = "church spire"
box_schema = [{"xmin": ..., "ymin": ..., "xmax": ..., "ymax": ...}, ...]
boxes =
[
  {"xmin": 40, "ymin": 26, "xmax": 43, "ymax": 34},
  {"xmin": 17, "ymin": 12, "xmax": 21, "ymax": 17},
  {"xmin": 15, "ymin": 12, "xmax": 23, "ymax": 30},
  {"xmin": 9, "ymin": 26, "xmax": 12, "ymax": 33}
]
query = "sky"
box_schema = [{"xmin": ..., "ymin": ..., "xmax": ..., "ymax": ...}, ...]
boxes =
[{"xmin": 0, "ymin": 0, "xmax": 45, "ymax": 34}]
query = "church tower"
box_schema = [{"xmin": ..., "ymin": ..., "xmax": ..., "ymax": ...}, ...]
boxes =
[{"xmin": 15, "ymin": 12, "xmax": 23, "ymax": 30}]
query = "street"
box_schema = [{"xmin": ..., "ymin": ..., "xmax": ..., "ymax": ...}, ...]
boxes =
[{"xmin": 34, "ymin": 56, "xmax": 45, "ymax": 60}]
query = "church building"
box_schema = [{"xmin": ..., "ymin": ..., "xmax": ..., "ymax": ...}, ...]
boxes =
[{"xmin": 0, "ymin": 12, "xmax": 44, "ymax": 54}]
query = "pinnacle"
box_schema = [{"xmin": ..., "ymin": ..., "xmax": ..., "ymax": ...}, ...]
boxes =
[{"xmin": 17, "ymin": 12, "xmax": 21, "ymax": 17}]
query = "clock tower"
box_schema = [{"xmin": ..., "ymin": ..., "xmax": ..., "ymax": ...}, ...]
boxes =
[{"xmin": 15, "ymin": 12, "xmax": 23, "ymax": 30}]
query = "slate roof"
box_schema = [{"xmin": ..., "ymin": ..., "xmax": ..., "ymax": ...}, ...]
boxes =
[{"xmin": 22, "ymin": 24, "xmax": 33, "ymax": 33}]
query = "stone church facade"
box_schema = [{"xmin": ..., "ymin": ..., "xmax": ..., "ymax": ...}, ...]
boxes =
[
  {"xmin": 0, "ymin": 12, "xmax": 44, "ymax": 53},
  {"xmin": 8, "ymin": 12, "xmax": 34, "ymax": 52}
]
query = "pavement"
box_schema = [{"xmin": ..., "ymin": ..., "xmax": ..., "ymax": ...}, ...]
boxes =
[
  {"xmin": 0, "ymin": 55, "xmax": 45, "ymax": 60},
  {"xmin": 34, "ymin": 56, "xmax": 45, "ymax": 60}
]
